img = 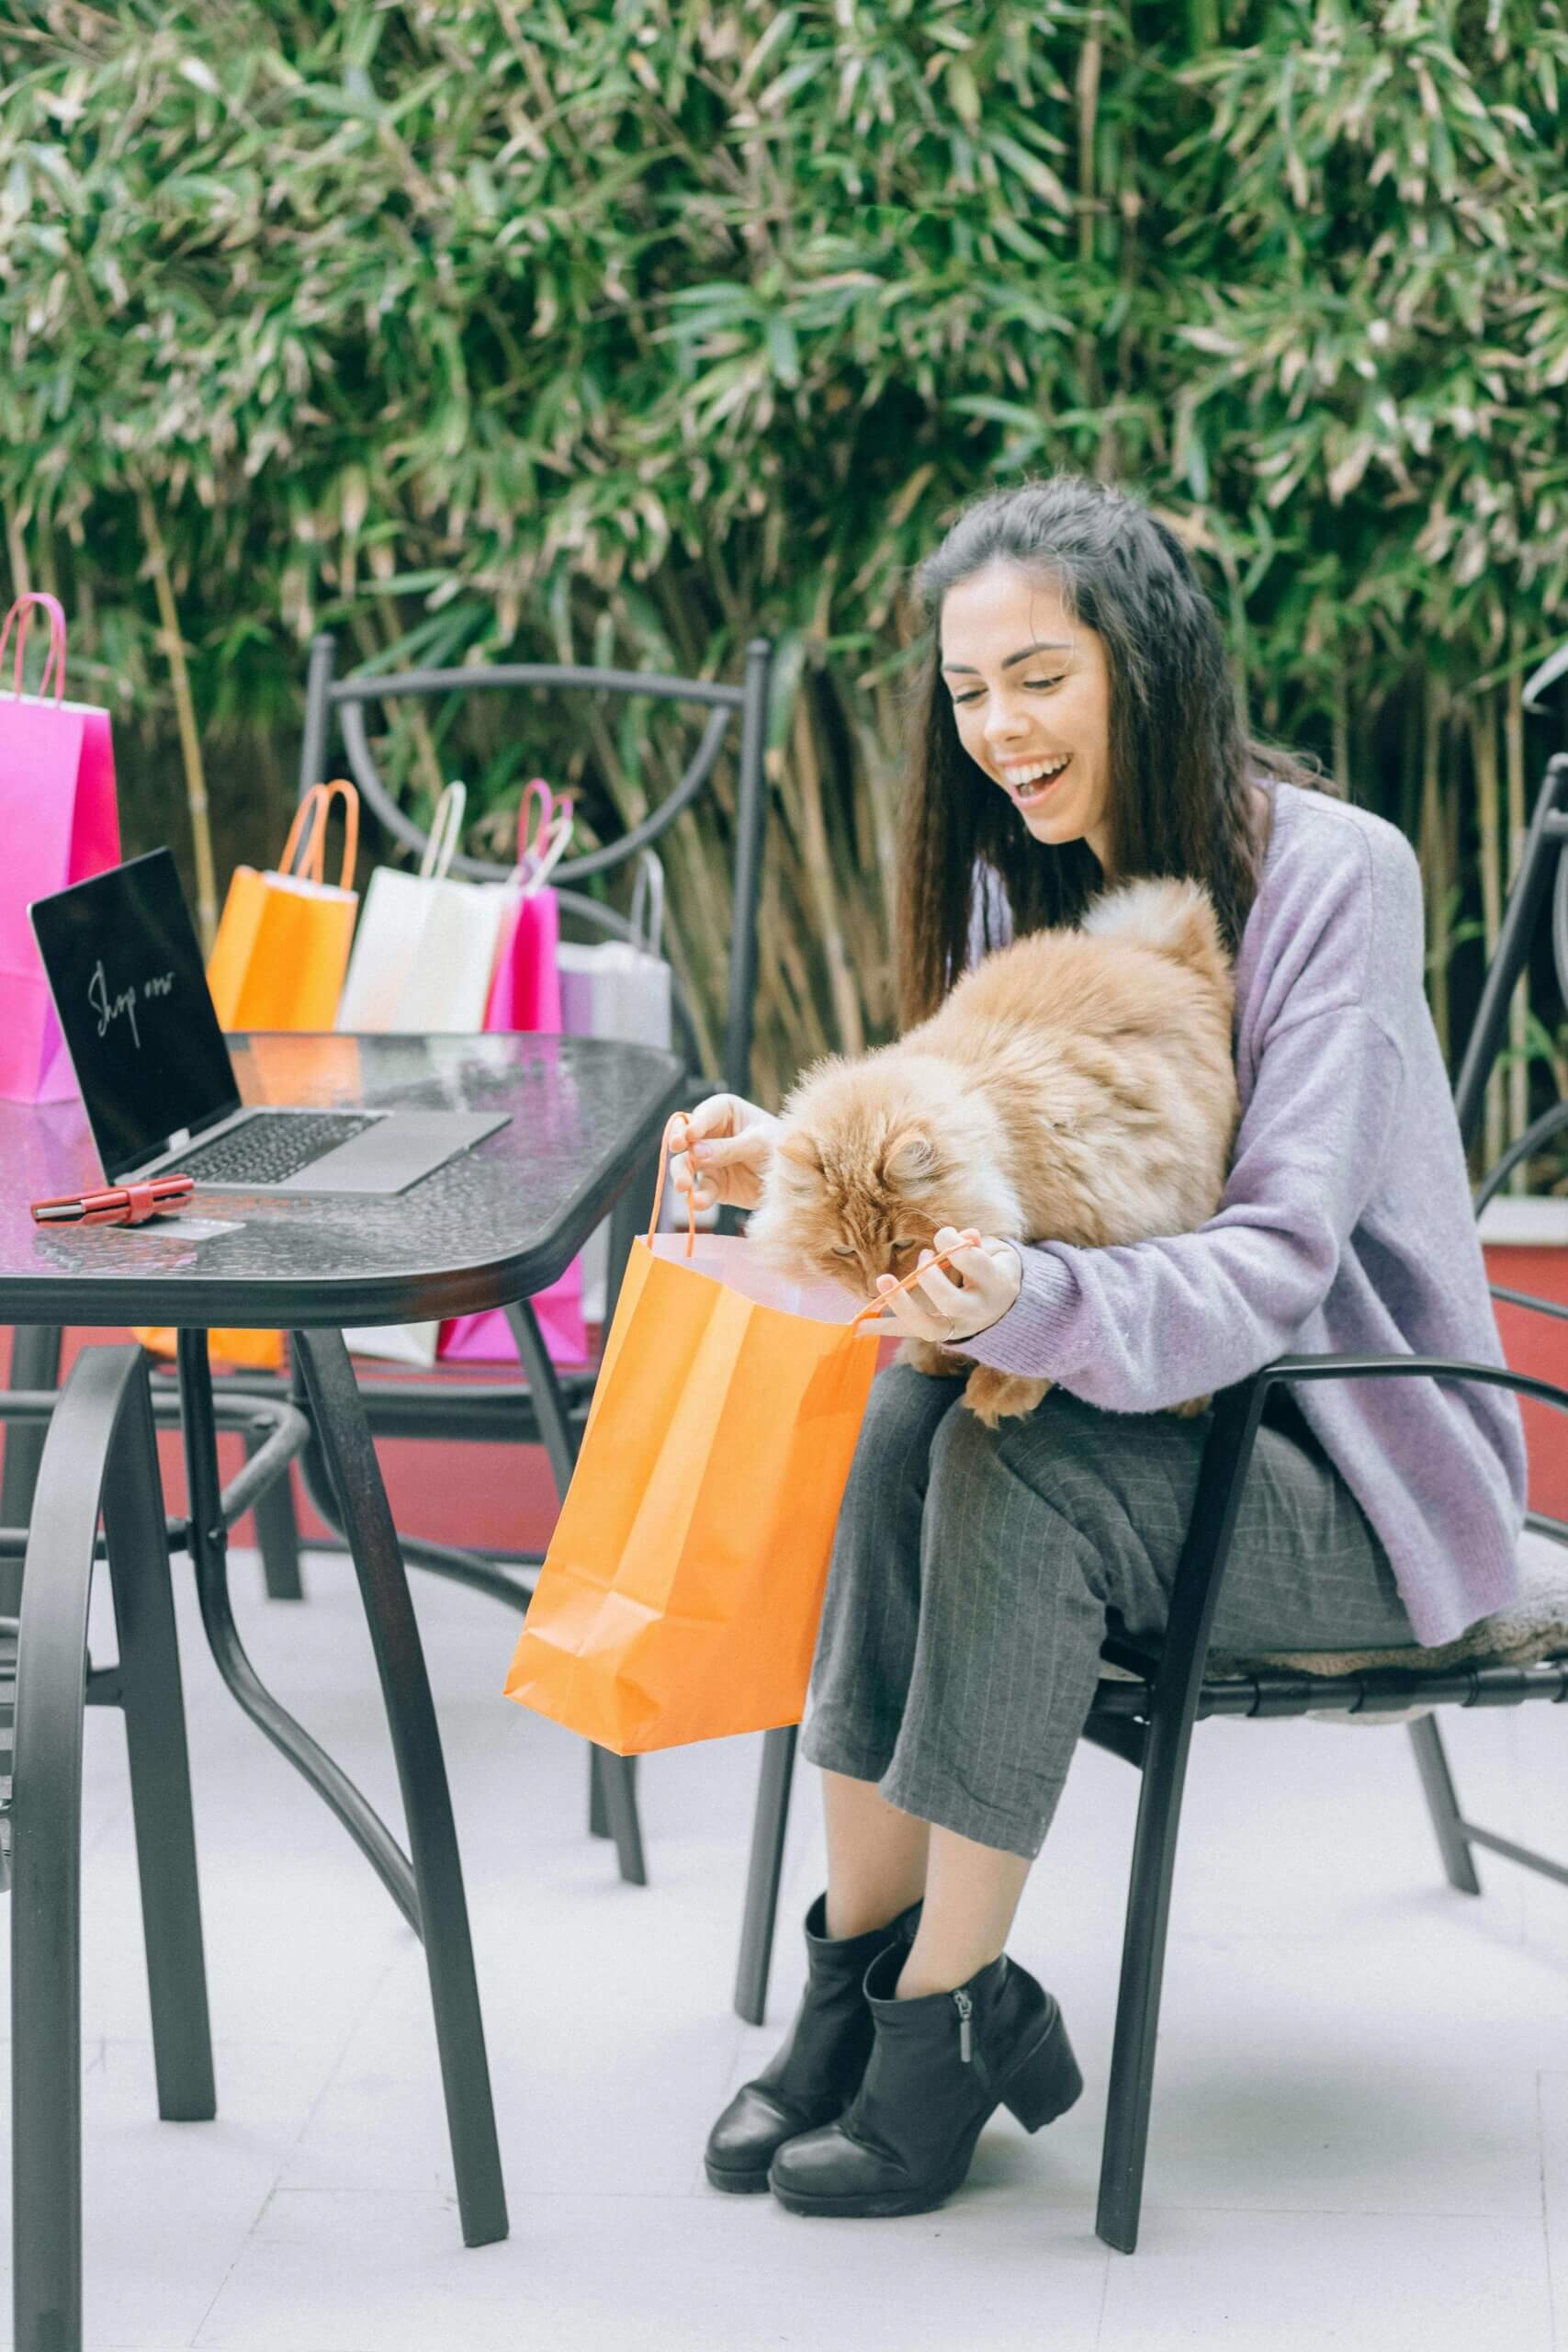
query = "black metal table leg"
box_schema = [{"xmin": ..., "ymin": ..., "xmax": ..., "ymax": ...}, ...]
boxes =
[
  {"xmin": 0, "ymin": 1323, "xmax": 62, "ymax": 1617},
  {"xmin": 244, "ymin": 1415, "xmax": 305, "ymax": 1601},
  {"xmin": 12, "ymin": 1345, "xmax": 214, "ymax": 2352},
  {"xmin": 290, "ymin": 1328, "xmax": 507, "ymax": 2249},
  {"xmin": 102, "ymin": 1359, "xmax": 217, "ymax": 2125},
  {"xmin": 175, "ymin": 1334, "xmax": 420, "ymax": 1934}
]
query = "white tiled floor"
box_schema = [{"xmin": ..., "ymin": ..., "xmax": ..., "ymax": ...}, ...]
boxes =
[{"xmin": 5, "ymin": 1541, "xmax": 1565, "ymax": 2349}]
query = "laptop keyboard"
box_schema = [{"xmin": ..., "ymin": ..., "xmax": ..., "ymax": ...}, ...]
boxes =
[{"xmin": 177, "ymin": 1112, "xmax": 377, "ymax": 1187}]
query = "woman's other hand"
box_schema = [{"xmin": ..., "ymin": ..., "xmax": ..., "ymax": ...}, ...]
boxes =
[
  {"xmin": 670, "ymin": 1093, "xmax": 783, "ymax": 1214},
  {"xmin": 874, "ymin": 1227, "xmax": 1023, "ymax": 1342}
]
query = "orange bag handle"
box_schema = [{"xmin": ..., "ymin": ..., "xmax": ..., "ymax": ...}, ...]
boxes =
[
  {"xmin": 647, "ymin": 1113, "xmax": 700, "ymax": 1254},
  {"xmin": 278, "ymin": 786, "xmax": 324, "ymax": 877},
  {"xmin": 847, "ymin": 1228, "xmax": 983, "ymax": 1330},
  {"xmin": 646, "ymin": 1112, "xmax": 980, "ymax": 1325},
  {"xmin": 281, "ymin": 779, "xmax": 360, "ymax": 888}
]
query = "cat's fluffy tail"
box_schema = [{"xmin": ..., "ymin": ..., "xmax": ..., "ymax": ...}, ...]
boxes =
[{"xmin": 1079, "ymin": 877, "xmax": 1230, "ymax": 987}]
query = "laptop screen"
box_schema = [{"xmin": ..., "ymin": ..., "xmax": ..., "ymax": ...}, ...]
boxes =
[{"xmin": 29, "ymin": 848, "xmax": 241, "ymax": 1181}]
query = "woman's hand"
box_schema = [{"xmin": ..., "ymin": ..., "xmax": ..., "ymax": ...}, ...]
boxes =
[
  {"xmin": 669, "ymin": 1092, "xmax": 783, "ymax": 1214},
  {"xmin": 874, "ymin": 1227, "xmax": 1023, "ymax": 1343}
]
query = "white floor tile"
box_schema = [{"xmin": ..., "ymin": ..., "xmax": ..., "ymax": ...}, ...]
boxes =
[
  {"xmin": 1099, "ymin": 2206, "xmax": 1552, "ymax": 2348},
  {"xmin": 192, "ymin": 2185, "xmax": 1111, "ymax": 2352},
  {"xmin": 1535, "ymin": 2071, "xmax": 1568, "ymax": 2347},
  {"xmin": 0, "ymin": 2038, "xmax": 341, "ymax": 2349}
]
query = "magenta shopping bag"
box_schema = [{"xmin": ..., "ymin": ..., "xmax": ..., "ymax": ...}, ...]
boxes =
[
  {"xmin": 0, "ymin": 594, "xmax": 121, "ymax": 1102},
  {"xmin": 439, "ymin": 785, "xmax": 589, "ymax": 1367},
  {"xmin": 484, "ymin": 888, "xmax": 561, "ymax": 1032}
]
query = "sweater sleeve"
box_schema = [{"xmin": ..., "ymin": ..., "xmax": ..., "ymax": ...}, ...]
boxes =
[{"xmin": 954, "ymin": 1004, "xmax": 1404, "ymax": 1411}]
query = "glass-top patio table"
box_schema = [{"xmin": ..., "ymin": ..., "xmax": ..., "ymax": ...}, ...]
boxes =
[{"xmin": 0, "ymin": 1029, "xmax": 685, "ymax": 2346}]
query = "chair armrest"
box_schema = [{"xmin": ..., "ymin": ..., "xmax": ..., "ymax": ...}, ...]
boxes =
[
  {"xmin": 1259, "ymin": 1348, "xmax": 1568, "ymax": 1418},
  {"xmin": 1148, "ymin": 1346, "xmax": 1564, "ymax": 1728},
  {"xmin": 1489, "ymin": 1283, "xmax": 1568, "ymax": 1325}
]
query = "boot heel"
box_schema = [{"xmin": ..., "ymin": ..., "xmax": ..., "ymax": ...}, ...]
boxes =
[{"xmin": 999, "ymin": 2014, "xmax": 1083, "ymax": 2134}]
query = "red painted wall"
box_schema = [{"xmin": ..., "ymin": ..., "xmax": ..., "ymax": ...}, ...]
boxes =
[{"xmin": 1485, "ymin": 1245, "xmax": 1566, "ymax": 1522}]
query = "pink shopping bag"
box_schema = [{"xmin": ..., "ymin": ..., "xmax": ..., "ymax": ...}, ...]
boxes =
[
  {"xmin": 0, "ymin": 594, "xmax": 121, "ymax": 1102},
  {"xmin": 439, "ymin": 784, "xmax": 589, "ymax": 1367}
]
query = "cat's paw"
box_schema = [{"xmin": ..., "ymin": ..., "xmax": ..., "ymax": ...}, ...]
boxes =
[
  {"xmin": 1167, "ymin": 1393, "xmax": 1212, "ymax": 1419},
  {"xmin": 963, "ymin": 1368, "xmax": 1053, "ymax": 1427}
]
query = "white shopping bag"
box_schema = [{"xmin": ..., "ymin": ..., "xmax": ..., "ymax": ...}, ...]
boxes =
[
  {"xmin": 336, "ymin": 781, "xmax": 510, "ymax": 1035},
  {"xmin": 344, "ymin": 782, "xmax": 576, "ymax": 1366},
  {"xmin": 340, "ymin": 782, "xmax": 502, "ymax": 1364}
]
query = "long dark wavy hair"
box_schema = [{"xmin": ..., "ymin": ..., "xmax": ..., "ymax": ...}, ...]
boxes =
[{"xmin": 898, "ymin": 475, "xmax": 1329, "ymax": 1023}]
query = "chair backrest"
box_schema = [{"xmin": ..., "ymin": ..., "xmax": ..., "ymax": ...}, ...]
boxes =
[
  {"xmin": 1458, "ymin": 751, "xmax": 1568, "ymax": 1549},
  {"xmin": 298, "ymin": 634, "xmax": 773, "ymax": 1098},
  {"xmin": 1455, "ymin": 749, "xmax": 1568, "ymax": 1183}
]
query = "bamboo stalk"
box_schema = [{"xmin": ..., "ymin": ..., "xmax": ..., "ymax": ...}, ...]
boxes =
[
  {"xmin": 136, "ymin": 482, "xmax": 219, "ymax": 952},
  {"xmin": 1398, "ymin": 670, "xmax": 1421, "ymax": 847},
  {"xmin": 1421, "ymin": 673, "xmax": 1450, "ymax": 1068},
  {"xmin": 1471, "ymin": 695, "xmax": 1504, "ymax": 1173},
  {"xmin": 344, "ymin": 606, "xmax": 442, "ymax": 827},
  {"xmin": 791, "ymin": 692, "xmax": 864, "ymax": 1056},
  {"xmin": 863, "ymin": 681, "xmax": 903, "ymax": 938},
  {"xmin": 1331, "ymin": 664, "xmax": 1349, "ymax": 796},
  {"xmin": 766, "ymin": 752, "xmax": 837, "ymax": 1064},
  {"xmin": 1077, "ymin": 8, "xmax": 1109, "ymax": 477},
  {"xmin": 3, "ymin": 503, "xmax": 30, "ymax": 601},
  {"xmin": 375, "ymin": 596, "xmax": 446, "ymax": 808},
  {"xmin": 1503, "ymin": 650, "xmax": 1529, "ymax": 1193}
]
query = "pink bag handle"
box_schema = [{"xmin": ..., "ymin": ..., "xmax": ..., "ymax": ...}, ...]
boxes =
[
  {"xmin": 516, "ymin": 778, "xmax": 554, "ymax": 872},
  {"xmin": 0, "ymin": 593, "xmax": 67, "ymax": 702},
  {"xmin": 646, "ymin": 1113, "xmax": 979, "ymax": 1318},
  {"xmin": 521, "ymin": 799, "xmax": 575, "ymax": 896}
]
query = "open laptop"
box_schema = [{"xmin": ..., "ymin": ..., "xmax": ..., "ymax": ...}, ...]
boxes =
[{"xmin": 28, "ymin": 848, "xmax": 509, "ymax": 1193}]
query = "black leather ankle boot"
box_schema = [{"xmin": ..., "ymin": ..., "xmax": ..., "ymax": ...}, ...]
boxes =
[
  {"xmin": 704, "ymin": 1892, "xmax": 924, "ymax": 2193},
  {"xmin": 768, "ymin": 1939, "xmax": 1082, "ymax": 2218}
]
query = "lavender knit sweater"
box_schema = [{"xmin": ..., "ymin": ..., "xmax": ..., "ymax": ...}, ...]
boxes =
[{"xmin": 956, "ymin": 778, "xmax": 1528, "ymax": 1646}]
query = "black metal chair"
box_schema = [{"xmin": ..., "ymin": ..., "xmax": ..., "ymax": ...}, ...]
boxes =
[
  {"xmin": 231, "ymin": 630, "xmax": 773, "ymax": 1889},
  {"xmin": 0, "ymin": 1345, "xmax": 310, "ymax": 2351},
  {"xmin": 730, "ymin": 748, "xmax": 1568, "ymax": 2256}
]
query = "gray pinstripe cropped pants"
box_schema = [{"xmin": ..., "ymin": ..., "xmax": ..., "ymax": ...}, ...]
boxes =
[{"xmin": 798, "ymin": 1366, "xmax": 1416, "ymax": 1860}]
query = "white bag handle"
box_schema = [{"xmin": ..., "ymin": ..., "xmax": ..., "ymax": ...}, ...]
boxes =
[
  {"xmin": 629, "ymin": 849, "xmax": 666, "ymax": 956},
  {"xmin": 420, "ymin": 780, "xmax": 468, "ymax": 880}
]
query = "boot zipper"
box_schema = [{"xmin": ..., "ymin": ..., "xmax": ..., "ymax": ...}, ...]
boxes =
[{"xmin": 953, "ymin": 1988, "xmax": 973, "ymax": 2064}]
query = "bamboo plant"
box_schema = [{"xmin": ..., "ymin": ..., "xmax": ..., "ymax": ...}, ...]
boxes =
[{"xmin": 0, "ymin": 0, "xmax": 1563, "ymax": 1180}]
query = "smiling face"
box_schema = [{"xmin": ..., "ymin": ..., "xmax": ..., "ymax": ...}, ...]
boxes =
[{"xmin": 939, "ymin": 562, "xmax": 1115, "ymax": 872}]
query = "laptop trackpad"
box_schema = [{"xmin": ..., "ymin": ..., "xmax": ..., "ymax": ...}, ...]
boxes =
[{"xmin": 276, "ymin": 1112, "xmax": 510, "ymax": 1195}]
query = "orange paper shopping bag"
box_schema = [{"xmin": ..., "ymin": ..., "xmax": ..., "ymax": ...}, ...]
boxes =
[
  {"xmin": 206, "ymin": 779, "xmax": 359, "ymax": 1032},
  {"xmin": 503, "ymin": 1118, "xmax": 976, "ymax": 1757},
  {"xmin": 138, "ymin": 786, "xmax": 361, "ymax": 1374}
]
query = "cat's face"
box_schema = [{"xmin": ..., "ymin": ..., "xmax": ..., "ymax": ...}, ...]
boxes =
[
  {"xmin": 754, "ymin": 1124, "xmax": 952, "ymax": 1299},
  {"xmin": 749, "ymin": 1068, "xmax": 1022, "ymax": 1299}
]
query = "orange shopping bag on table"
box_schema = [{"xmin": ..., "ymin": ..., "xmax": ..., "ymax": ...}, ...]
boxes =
[
  {"xmin": 137, "ymin": 784, "xmax": 361, "ymax": 1374},
  {"xmin": 502, "ymin": 1115, "xmax": 977, "ymax": 1756},
  {"xmin": 206, "ymin": 779, "xmax": 359, "ymax": 1031}
]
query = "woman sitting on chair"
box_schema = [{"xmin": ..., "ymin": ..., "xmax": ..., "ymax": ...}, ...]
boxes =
[{"xmin": 671, "ymin": 474, "xmax": 1528, "ymax": 2222}]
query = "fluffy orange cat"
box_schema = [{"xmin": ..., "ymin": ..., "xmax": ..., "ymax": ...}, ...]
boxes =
[{"xmin": 748, "ymin": 877, "xmax": 1239, "ymax": 1426}]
